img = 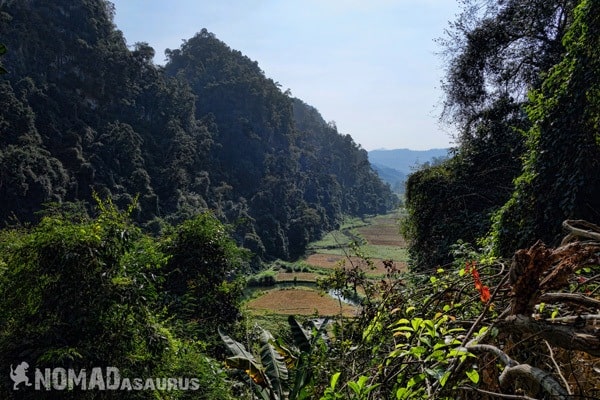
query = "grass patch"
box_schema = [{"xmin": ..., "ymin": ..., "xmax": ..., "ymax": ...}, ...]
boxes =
[
  {"xmin": 306, "ymin": 230, "xmax": 354, "ymax": 251},
  {"xmin": 363, "ymin": 245, "xmax": 408, "ymax": 262},
  {"xmin": 275, "ymin": 271, "xmax": 321, "ymax": 283},
  {"xmin": 241, "ymin": 312, "xmax": 292, "ymax": 339}
]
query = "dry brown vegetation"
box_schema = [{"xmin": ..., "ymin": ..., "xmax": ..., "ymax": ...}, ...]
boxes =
[
  {"xmin": 304, "ymin": 254, "xmax": 405, "ymax": 275},
  {"xmin": 357, "ymin": 215, "xmax": 406, "ymax": 247},
  {"xmin": 246, "ymin": 288, "xmax": 356, "ymax": 316}
]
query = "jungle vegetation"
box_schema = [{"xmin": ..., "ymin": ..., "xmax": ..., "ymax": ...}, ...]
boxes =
[
  {"xmin": 0, "ymin": 0, "xmax": 397, "ymax": 263},
  {"xmin": 1, "ymin": 0, "xmax": 600, "ymax": 399}
]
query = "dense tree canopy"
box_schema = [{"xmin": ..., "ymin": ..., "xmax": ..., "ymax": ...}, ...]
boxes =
[
  {"xmin": 0, "ymin": 0, "xmax": 397, "ymax": 261},
  {"xmin": 0, "ymin": 199, "xmax": 239, "ymax": 399},
  {"xmin": 402, "ymin": 0, "xmax": 595, "ymax": 269},
  {"xmin": 490, "ymin": 0, "xmax": 600, "ymax": 254}
]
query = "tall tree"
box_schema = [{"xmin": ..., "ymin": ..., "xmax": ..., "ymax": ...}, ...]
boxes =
[
  {"xmin": 0, "ymin": 1, "xmax": 396, "ymax": 261},
  {"xmin": 403, "ymin": 0, "xmax": 577, "ymax": 268},
  {"xmin": 490, "ymin": 0, "xmax": 600, "ymax": 255}
]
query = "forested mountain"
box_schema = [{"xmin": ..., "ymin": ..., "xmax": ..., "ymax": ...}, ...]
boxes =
[
  {"xmin": 368, "ymin": 148, "xmax": 449, "ymax": 173},
  {"xmin": 403, "ymin": 0, "xmax": 600, "ymax": 269},
  {"xmin": 0, "ymin": 0, "xmax": 397, "ymax": 260},
  {"xmin": 2, "ymin": 1, "xmax": 600, "ymax": 398},
  {"xmin": 368, "ymin": 148, "xmax": 449, "ymax": 194},
  {"xmin": 370, "ymin": 163, "xmax": 406, "ymax": 194}
]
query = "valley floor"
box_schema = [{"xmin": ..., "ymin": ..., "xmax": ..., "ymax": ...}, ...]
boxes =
[{"xmin": 245, "ymin": 211, "xmax": 408, "ymax": 317}]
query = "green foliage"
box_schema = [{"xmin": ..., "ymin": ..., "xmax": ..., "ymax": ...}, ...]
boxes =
[
  {"xmin": 309, "ymin": 255, "xmax": 493, "ymax": 399},
  {"xmin": 0, "ymin": 1, "xmax": 396, "ymax": 262},
  {"xmin": 247, "ymin": 270, "xmax": 278, "ymax": 287},
  {"xmin": 306, "ymin": 224, "xmax": 600, "ymax": 398},
  {"xmin": 440, "ymin": 0, "xmax": 573, "ymax": 130},
  {"xmin": 161, "ymin": 212, "xmax": 248, "ymax": 347},
  {"xmin": 402, "ymin": 100, "xmax": 525, "ymax": 270},
  {"xmin": 0, "ymin": 198, "xmax": 240, "ymax": 399},
  {"xmin": 404, "ymin": 0, "xmax": 600, "ymax": 266},
  {"xmin": 489, "ymin": 0, "xmax": 600, "ymax": 255},
  {"xmin": 220, "ymin": 316, "xmax": 331, "ymax": 400}
]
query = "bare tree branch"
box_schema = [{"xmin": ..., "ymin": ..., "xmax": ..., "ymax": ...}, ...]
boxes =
[
  {"xmin": 561, "ymin": 219, "xmax": 600, "ymax": 245},
  {"xmin": 499, "ymin": 364, "xmax": 568, "ymax": 399},
  {"xmin": 467, "ymin": 344, "xmax": 569, "ymax": 399},
  {"xmin": 498, "ymin": 314, "xmax": 600, "ymax": 357},
  {"xmin": 544, "ymin": 340, "xmax": 571, "ymax": 395},
  {"xmin": 539, "ymin": 292, "xmax": 600, "ymax": 309}
]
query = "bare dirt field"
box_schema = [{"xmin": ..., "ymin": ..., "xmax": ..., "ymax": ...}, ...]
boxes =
[
  {"xmin": 357, "ymin": 215, "xmax": 406, "ymax": 247},
  {"xmin": 304, "ymin": 253, "xmax": 405, "ymax": 275},
  {"xmin": 246, "ymin": 288, "xmax": 356, "ymax": 316}
]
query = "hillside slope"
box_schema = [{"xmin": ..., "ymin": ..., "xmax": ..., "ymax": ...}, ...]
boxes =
[
  {"xmin": 368, "ymin": 148, "xmax": 449, "ymax": 172},
  {"xmin": 0, "ymin": 0, "xmax": 397, "ymax": 260},
  {"xmin": 368, "ymin": 148, "xmax": 449, "ymax": 194}
]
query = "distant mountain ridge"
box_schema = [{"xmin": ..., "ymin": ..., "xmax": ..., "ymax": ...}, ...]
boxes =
[
  {"xmin": 368, "ymin": 148, "xmax": 450, "ymax": 173},
  {"xmin": 368, "ymin": 148, "xmax": 450, "ymax": 194}
]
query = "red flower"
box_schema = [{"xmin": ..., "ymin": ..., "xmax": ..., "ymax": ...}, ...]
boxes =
[
  {"xmin": 466, "ymin": 261, "xmax": 491, "ymax": 303},
  {"xmin": 479, "ymin": 286, "xmax": 491, "ymax": 303}
]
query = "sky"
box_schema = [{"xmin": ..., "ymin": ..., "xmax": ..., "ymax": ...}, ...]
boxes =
[{"xmin": 111, "ymin": 0, "xmax": 461, "ymax": 151}]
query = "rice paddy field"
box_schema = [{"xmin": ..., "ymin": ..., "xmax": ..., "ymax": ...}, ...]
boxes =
[{"xmin": 245, "ymin": 212, "xmax": 408, "ymax": 316}]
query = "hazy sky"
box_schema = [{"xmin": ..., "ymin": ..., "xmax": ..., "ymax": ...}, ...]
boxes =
[{"xmin": 111, "ymin": 0, "xmax": 460, "ymax": 150}]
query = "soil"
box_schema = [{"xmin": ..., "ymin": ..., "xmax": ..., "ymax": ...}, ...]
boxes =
[{"xmin": 246, "ymin": 288, "xmax": 356, "ymax": 316}]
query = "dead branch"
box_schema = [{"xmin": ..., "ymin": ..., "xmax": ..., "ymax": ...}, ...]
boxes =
[
  {"xmin": 508, "ymin": 241, "xmax": 552, "ymax": 315},
  {"xmin": 539, "ymin": 241, "xmax": 600, "ymax": 291},
  {"xmin": 539, "ymin": 292, "xmax": 600, "ymax": 309},
  {"xmin": 467, "ymin": 343, "xmax": 569, "ymax": 399},
  {"xmin": 539, "ymin": 314, "xmax": 600, "ymax": 324},
  {"xmin": 499, "ymin": 364, "xmax": 568, "ymax": 399},
  {"xmin": 498, "ymin": 314, "xmax": 600, "ymax": 357},
  {"xmin": 508, "ymin": 239, "xmax": 600, "ymax": 315},
  {"xmin": 561, "ymin": 219, "xmax": 600, "ymax": 245},
  {"xmin": 544, "ymin": 340, "xmax": 571, "ymax": 396}
]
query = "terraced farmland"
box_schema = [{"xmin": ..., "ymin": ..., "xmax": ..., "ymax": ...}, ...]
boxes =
[{"xmin": 245, "ymin": 212, "xmax": 408, "ymax": 316}]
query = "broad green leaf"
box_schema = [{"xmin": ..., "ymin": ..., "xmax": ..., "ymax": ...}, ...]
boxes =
[
  {"xmin": 218, "ymin": 328, "xmax": 255, "ymax": 360},
  {"xmin": 347, "ymin": 381, "xmax": 360, "ymax": 395},
  {"xmin": 411, "ymin": 317, "xmax": 423, "ymax": 331},
  {"xmin": 390, "ymin": 318, "xmax": 411, "ymax": 328},
  {"xmin": 393, "ymin": 326, "xmax": 414, "ymax": 332},
  {"xmin": 409, "ymin": 346, "xmax": 426, "ymax": 357},
  {"xmin": 288, "ymin": 315, "xmax": 311, "ymax": 352},
  {"xmin": 439, "ymin": 371, "xmax": 451, "ymax": 387},
  {"xmin": 329, "ymin": 372, "xmax": 341, "ymax": 390},
  {"xmin": 396, "ymin": 387, "xmax": 409, "ymax": 399},
  {"xmin": 465, "ymin": 368, "xmax": 480, "ymax": 384},
  {"xmin": 258, "ymin": 326, "xmax": 288, "ymax": 397}
]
